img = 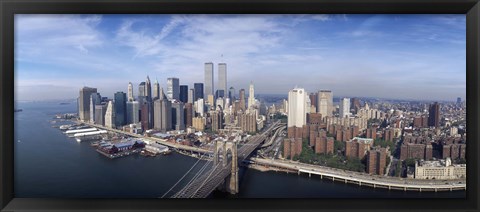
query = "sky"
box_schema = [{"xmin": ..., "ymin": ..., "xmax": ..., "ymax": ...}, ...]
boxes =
[{"xmin": 14, "ymin": 14, "xmax": 466, "ymax": 101}]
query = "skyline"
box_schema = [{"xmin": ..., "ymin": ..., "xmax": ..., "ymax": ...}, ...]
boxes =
[{"xmin": 15, "ymin": 14, "xmax": 466, "ymax": 101}]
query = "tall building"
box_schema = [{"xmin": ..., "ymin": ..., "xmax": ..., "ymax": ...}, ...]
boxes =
[
  {"xmin": 210, "ymin": 110, "xmax": 223, "ymax": 132},
  {"xmin": 428, "ymin": 102, "xmax": 440, "ymax": 128},
  {"xmin": 138, "ymin": 82, "xmax": 146, "ymax": 99},
  {"xmin": 104, "ymin": 101, "xmax": 115, "ymax": 129},
  {"xmin": 114, "ymin": 92, "xmax": 127, "ymax": 127},
  {"xmin": 248, "ymin": 82, "xmax": 255, "ymax": 109},
  {"xmin": 317, "ymin": 90, "xmax": 333, "ymax": 117},
  {"xmin": 154, "ymin": 99, "xmax": 172, "ymax": 132},
  {"xmin": 145, "ymin": 75, "xmax": 152, "ymax": 102},
  {"xmin": 339, "ymin": 98, "xmax": 350, "ymax": 118},
  {"xmin": 140, "ymin": 101, "xmax": 152, "ymax": 130},
  {"xmin": 204, "ymin": 62, "xmax": 214, "ymax": 98},
  {"xmin": 94, "ymin": 104, "xmax": 107, "ymax": 126},
  {"xmin": 188, "ymin": 89, "xmax": 194, "ymax": 104},
  {"xmin": 194, "ymin": 83, "xmax": 204, "ymax": 101},
  {"xmin": 126, "ymin": 101, "xmax": 140, "ymax": 124},
  {"xmin": 456, "ymin": 97, "xmax": 462, "ymax": 104},
  {"xmin": 217, "ymin": 63, "xmax": 227, "ymax": 98},
  {"xmin": 309, "ymin": 93, "xmax": 317, "ymax": 111},
  {"xmin": 179, "ymin": 85, "xmax": 188, "ymax": 103},
  {"xmin": 167, "ymin": 77, "xmax": 180, "ymax": 101},
  {"xmin": 78, "ymin": 87, "xmax": 97, "ymax": 122},
  {"xmin": 195, "ymin": 98, "xmax": 205, "ymax": 117},
  {"xmin": 184, "ymin": 103, "xmax": 194, "ymax": 127},
  {"xmin": 127, "ymin": 82, "xmax": 134, "ymax": 102},
  {"xmin": 89, "ymin": 93, "xmax": 101, "ymax": 123},
  {"xmin": 229, "ymin": 86, "xmax": 235, "ymax": 100},
  {"xmin": 239, "ymin": 89, "xmax": 246, "ymax": 111},
  {"xmin": 153, "ymin": 78, "xmax": 160, "ymax": 100},
  {"xmin": 172, "ymin": 101, "xmax": 185, "ymax": 130},
  {"xmin": 287, "ymin": 88, "xmax": 307, "ymax": 128}
]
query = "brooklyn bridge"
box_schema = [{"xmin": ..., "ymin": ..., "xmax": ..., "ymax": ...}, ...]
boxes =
[{"xmin": 163, "ymin": 121, "xmax": 284, "ymax": 198}]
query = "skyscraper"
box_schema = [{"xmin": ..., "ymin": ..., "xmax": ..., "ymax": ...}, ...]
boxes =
[
  {"xmin": 339, "ymin": 98, "xmax": 351, "ymax": 118},
  {"xmin": 229, "ymin": 86, "xmax": 235, "ymax": 100},
  {"xmin": 457, "ymin": 97, "xmax": 462, "ymax": 104},
  {"xmin": 188, "ymin": 89, "xmax": 194, "ymax": 104},
  {"xmin": 127, "ymin": 82, "xmax": 134, "ymax": 102},
  {"xmin": 94, "ymin": 104, "xmax": 107, "ymax": 126},
  {"xmin": 428, "ymin": 102, "xmax": 440, "ymax": 128},
  {"xmin": 309, "ymin": 93, "xmax": 317, "ymax": 111},
  {"xmin": 172, "ymin": 101, "xmax": 185, "ymax": 130},
  {"xmin": 204, "ymin": 62, "xmax": 214, "ymax": 98},
  {"xmin": 104, "ymin": 101, "xmax": 116, "ymax": 129},
  {"xmin": 114, "ymin": 92, "xmax": 127, "ymax": 127},
  {"xmin": 154, "ymin": 98, "xmax": 172, "ymax": 132},
  {"xmin": 140, "ymin": 101, "xmax": 152, "ymax": 130},
  {"xmin": 248, "ymin": 82, "xmax": 255, "ymax": 109},
  {"xmin": 317, "ymin": 90, "xmax": 333, "ymax": 117},
  {"xmin": 89, "ymin": 93, "xmax": 101, "ymax": 124},
  {"xmin": 78, "ymin": 87, "xmax": 97, "ymax": 122},
  {"xmin": 218, "ymin": 63, "xmax": 227, "ymax": 98},
  {"xmin": 179, "ymin": 85, "xmax": 188, "ymax": 103},
  {"xmin": 239, "ymin": 89, "xmax": 246, "ymax": 111},
  {"xmin": 167, "ymin": 77, "xmax": 180, "ymax": 100},
  {"xmin": 194, "ymin": 83, "xmax": 204, "ymax": 101},
  {"xmin": 138, "ymin": 82, "xmax": 146, "ymax": 99},
  {"xmin": 287, "ymin": 88, "xmax": 307, "ymax": 128},
  {"xmin": 145, "ymin": 76, "xmax": 152, "ymax": 102},
  {"xmin": 126, "ymin": 101, "xmax": 140, "ymax": 124},
  {"xmin": 153, "ymin": 78, "xmax": 160, "ymax": 100}
]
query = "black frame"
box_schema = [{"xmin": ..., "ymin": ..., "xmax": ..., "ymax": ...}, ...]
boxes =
[{"xmin": 1, "ymin": 0, "xmax": 479, "ymax": 211}]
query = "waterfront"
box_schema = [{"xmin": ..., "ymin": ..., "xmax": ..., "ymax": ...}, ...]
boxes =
[{"xmin": 14, "ymin": 101, "xmax": 466, "ymax": 198}]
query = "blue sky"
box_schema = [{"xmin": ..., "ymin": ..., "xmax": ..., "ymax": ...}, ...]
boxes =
[{"xmin": 14, "ymin": 14, "xmax": 466, "ymax": 101}]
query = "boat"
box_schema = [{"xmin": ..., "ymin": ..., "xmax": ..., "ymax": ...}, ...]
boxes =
[{"xmin": 14, "ymin": 109, "xmax": 23, "ymax": 112}]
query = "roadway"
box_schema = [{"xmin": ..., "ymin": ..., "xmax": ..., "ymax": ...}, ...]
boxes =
[{"xmin": 249, "ymin": 157, "xmax": 466, "ymax": 191}]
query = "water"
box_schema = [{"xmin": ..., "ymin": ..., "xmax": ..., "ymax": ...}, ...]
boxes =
[{"xmin": 14, "ymin": 101, "xmax": 466, "ymax": 198}]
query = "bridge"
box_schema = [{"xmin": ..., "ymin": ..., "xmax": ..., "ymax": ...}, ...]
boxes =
[{"xmin": 166, "ymin": 121, "xmax": 283, "ymax": 198}]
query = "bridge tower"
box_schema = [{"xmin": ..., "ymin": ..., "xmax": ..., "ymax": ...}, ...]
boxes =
[{"xmin": 214, "ymin": 139, "xmax": 239, "ymax": 194}]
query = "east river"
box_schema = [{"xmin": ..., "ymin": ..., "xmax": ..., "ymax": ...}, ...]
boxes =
[{"xmin": 14, "ymin": 101, "xmax": 465, "ymax": 198}]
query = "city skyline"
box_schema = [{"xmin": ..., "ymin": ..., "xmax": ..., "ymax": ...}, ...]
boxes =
[{"xmin": 15, "ymin": 14, "xmax": 466, "ymax": 101}]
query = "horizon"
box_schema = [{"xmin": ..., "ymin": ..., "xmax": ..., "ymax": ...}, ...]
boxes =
[{"xmin": 14, "ymin": 14, "xmax": 466, "ymax": 101}]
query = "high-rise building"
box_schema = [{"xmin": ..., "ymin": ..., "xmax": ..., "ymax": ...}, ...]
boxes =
[
  {"xmin": 317, "ymin": 90, "xmax": 333, "ymax": 117},
  {"xmin": 94, "ymin": 104, "xmax": 107, "ymax": 126},
  {"xmin": 153, "ymin": 78, "xmax": 160, "ymax": 100},
  {"xmin": 138, "ymin": 82, "xmax": 146, "ymax": 99},
  {"xmin": 114, "ymin": 92, "xmax": 127, "ymax": 127},
  {"xmin": 428, "ymin": 102, "xmax": 440, "ymax": 128},
  {"xmin": 145, "ymin": 75, "xmax": 152, "ymax": 102},
  {"xmin": 104, "ymin": 101, "xmax": 116, "ymax": 129},
  {"xmin": 204, "ymin": 62, "xmax": 214, "ymax": 98},
  {"xmin": 210, "ymin": 110, "xmax": 223, "ymax": 132},
  {"xmin": 287, "ymin": 88, "xmax": 307, "ymax": 128},
  {"xmin": 309, "ymin": 93, "xmax": 317, "ymax": 112},
  {"xmin": 456, "ymin": 97, "xmax": 462, "ymax": 104},
  {"xmin": 248, "ymin": 82, "xmax": 255, "ymax": 109},
  {"xmin": 126, "ymin": 101, "xmax": 140, "ymax": 124},
  {"xmin": 179, "ymin": 85, "xmax": 188, "ymax": 103},
  {"xmin": 195, "ymin": 98, "xmax": 205, "ymax": 117},
  {"xmin": 127, "ymin": 82, "xmax": 134, "ymax": 102},
  {"xmin": 78, "ymin": 87, "xmax": 97, "ymax": 122},
  {"xmin": 172, "ymin": 101, "xmax": 185, "ymax": 130},
  {"xmin": 194, "ymin": 83, "xmax": 204, "ymax": 101},
  {"xmin": 351, "ymin": 98, "xmax": 361, "ymax": 114},
  {"xmin": 184, "ymin": 103, "xmax": 194, "ymax": 127},
  {"xmin": 167, "ymin": 78, "xmax": 180, "ymax": 101},
  {"xmin": 339, "ymin": 98, "xmax": 350, "ymax": 118},
  {"xmin": 140, "ymin": 101, "xmax": 152, "ymax": 131},
  {"xmin": 239, "ymin": 89, "xmax": 246, "ymax": 111},
  {"xmin": 188, "ymin": 89, "xmax": 194, "ymax": 104},
  {"xmin": 89, "ymin": 93, "xmax": 101, "ymax": 123},
  {"xmin": 229, "ymin": 87, "xmax": 235, "ymax": 100},
  {"xmin": 153, "ymin": 98, "xmax": 172, "ymax": 132},
  {"xmin": 218, "ymin": 63, "xmax": 227, "ymax": 98}
]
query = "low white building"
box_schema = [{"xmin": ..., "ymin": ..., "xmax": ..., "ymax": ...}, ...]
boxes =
[
  {"xmin": 145, "ymin": 143, "xmax": 169, "ymax": 154},
  {"xmin": 415, "ymin": 158, "xmax": 466, "ymax": 180}
]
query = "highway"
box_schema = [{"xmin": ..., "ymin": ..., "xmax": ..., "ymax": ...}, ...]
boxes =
[{"xmin": 249, "ymin": 157, "xmax": 466, "ymax": 191}]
